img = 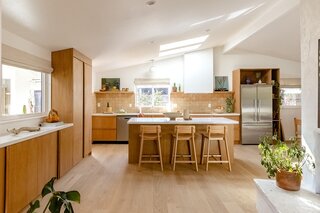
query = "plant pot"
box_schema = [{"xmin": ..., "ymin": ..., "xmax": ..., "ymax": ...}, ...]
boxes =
[{"xmin": 276, "ymin": 170, "xmax": 301, "ymax": 191}]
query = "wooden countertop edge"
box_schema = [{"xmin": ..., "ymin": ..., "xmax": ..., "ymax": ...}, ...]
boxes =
[{"xmin": 0, "ymin": 123, "xmax": 73, "ymax": 148}]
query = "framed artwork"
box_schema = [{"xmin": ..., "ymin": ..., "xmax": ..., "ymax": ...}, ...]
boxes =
[
  {"xmin": 215, "ymin": 76, "xmax": 229, "ymax": 91},
  {"xmin": 101, "ymin": 78, "xmax": 120, "ymax": 91}
]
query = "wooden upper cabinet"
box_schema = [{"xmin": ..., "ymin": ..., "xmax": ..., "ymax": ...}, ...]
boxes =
[
  {"xmin": 52, "ymin": 48, "xmax": 92, "ymax": 165},
  {"xmin": 84, "ymin": 64, "xmax": 93, "ymax": 157},
  {"xmin": 72, "ymin": 57, "xmax": 84, "ymax": 165}
]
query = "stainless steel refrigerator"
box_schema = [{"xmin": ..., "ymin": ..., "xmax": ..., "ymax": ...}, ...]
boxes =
[{"xmin": 241, "ymin": 84, "xmax": 273, "ymax": 144}]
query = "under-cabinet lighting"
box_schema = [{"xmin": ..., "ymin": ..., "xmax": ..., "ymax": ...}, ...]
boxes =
[
  {"xmin": 159, "ymin": 35, "xmax": 208, "ymax": 51},
  {"xmin": 159, "ymin": 44, "xmax": 201, "ymax": 57}
]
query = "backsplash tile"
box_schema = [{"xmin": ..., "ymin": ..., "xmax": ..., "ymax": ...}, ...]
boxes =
[{"xmin": 94, "ymin": 92, "xmax": 233, "ymax": 113}]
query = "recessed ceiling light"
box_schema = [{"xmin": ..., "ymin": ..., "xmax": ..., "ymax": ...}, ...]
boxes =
[
  {"xmin": 146, "ymin": 0, "xmax": 156, "ymax": 6},
  {"xmin": 159, "ymin": 44, "xmax": 201, "ymax": 57},
  {"xmin": 160, "ymin": 35, "xmax": 209, "ymax": 51}
]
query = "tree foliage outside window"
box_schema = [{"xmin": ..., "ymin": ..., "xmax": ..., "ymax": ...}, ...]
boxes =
[
  {"xmin": 281, "ymin": 87, "xmax": 301, "ymax": 107},
  {"xmin": 136, "ymin": 85, "xmax": 169, "ymax": 107}
]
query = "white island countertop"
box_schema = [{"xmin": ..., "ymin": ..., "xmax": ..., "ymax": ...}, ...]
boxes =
[
  {"xmin": 93, "ymin": 112, "xmax": 240, "ymax": 117},
  {"xmin": 128, "ymin": 117, "xmax": 238, "ymax": 125},
  {"xmin": 0, "ymin": 123, "xmax": 73, "ymax": 148}
]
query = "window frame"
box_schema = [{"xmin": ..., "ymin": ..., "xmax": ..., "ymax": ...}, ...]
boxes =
[
  {"xmin": 0, "ymin": 63, "xmax": 51, "ymax": 122},
  {"xmin": 135, "ymin": 84, "xmax": 171, "ymax": 108}
]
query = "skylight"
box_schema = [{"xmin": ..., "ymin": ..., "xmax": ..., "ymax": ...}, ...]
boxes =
[
  {"xmin": 159, "ymin": 44, "xmax": 201, "ymax": 57},
  {"xmin": 159, "ymin": 35, "xmax": 209, "ymax": 51}
]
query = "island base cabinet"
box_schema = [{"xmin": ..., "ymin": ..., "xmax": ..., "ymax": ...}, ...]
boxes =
[
  {"xmin": 6, "ymin": 133, "xmax": 58, "ymax": 213},
  {"xmin": 0, "ymin": 148, "xmax": 4, "ymax": 213},
  {"xmin": 129, "ymin": 124, "xmax": 234, "ymax": 164}
]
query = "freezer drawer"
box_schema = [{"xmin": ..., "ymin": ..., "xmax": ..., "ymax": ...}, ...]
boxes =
[{"xmin": 241, "ymin": 123, "xmax": 272, "ymax": 145}]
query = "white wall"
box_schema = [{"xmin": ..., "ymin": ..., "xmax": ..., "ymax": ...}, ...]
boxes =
[
  {"xmin": 184, "ymin": 49, "xmax": 213, "ymax": 93},
  {"xmin": 300, "ymin": 0, "xmax": 320, "ymax": 193},
  {"xmin": 94, "ymin": 56, "xmax": 184, "ymax": 91},
  {"xmin": 214, "ymin": 47, "xmax": 301, "ymax": 90}
]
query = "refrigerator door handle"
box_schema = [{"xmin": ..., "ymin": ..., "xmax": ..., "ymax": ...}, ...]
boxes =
[
  {"xmin": 254, "ymin": 99, "xmax": 257, "ymax": 121},
  {"xmin": 258, "ymin": 99, "xmax": 261, "ymax": 121}
]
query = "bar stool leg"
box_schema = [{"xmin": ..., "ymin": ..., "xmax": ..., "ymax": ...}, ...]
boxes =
[
  {"xmin": 200, "ymin": 135, "xmax": 205, "ymax": 165},
  {"xmin": 171, "ymin": 137, "xmax": 175, "ymax": 165},
  {"xmin": 138, "ymin": 136, "xmax": 144, "ymax": 168},
  {"xmin": 191, "ymin": 135, "xmax": 198, "ymax": 172},
  {"xmin": 173, "ymin": 137, "xmax": 178, "ymax": 171},
  {"xmin": 224, "ymin": 139, "xmax": 232, "ymax": 172},
  {"xmin": 206, "ymin": 139, "xmax": 211, "ymax": 171},
  {"xmin": 218, "ymin": 140, "xmax": 222, "ymax": 161},
  {"xmin": 157, "ymin": 136, "xmax": 164, "ymax": 171},
  {"xmin": 188, "ymin": 139, "xmax": 192, "ymax": 162}
]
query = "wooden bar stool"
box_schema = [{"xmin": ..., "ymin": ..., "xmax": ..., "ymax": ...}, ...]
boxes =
[
  {"xmin": 171, "ymin": 125, "xmax": 198, "ymax": 172},
  {"xmin": 200, "ymin": 125, "xmax": 231, "ymax": 171},
  {"xmin": 138, "ymin": 125, "xmax": 163, "ymax": 171},
  {"xmin": 294, "ymin": 117, "xmax": 301, "ymax": 142}
]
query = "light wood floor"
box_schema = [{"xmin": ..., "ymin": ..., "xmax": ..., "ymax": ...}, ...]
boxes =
[{"xmin": 43, "ymin": 144, "xmax": 267, "ymax": 213}]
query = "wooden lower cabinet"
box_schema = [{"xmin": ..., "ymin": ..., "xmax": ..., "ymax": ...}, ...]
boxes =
[
  {"xmin": 58, "ymin": 127, "xmax": 74, "ymax": 177},
  {"xmin": 6, "ymin": 133, "xmax": 58, "ymax": 213},
  {"xmin": 0, "ymin": 148, "xmax": 4, "ymax": 213},
  {"xmin": 92, "ymin": 116, "xmax": 117, "ymax": 141}
]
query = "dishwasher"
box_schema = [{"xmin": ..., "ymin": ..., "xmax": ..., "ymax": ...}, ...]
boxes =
[{"xmin": 116, "ymin": 115, "xmax": 136, "ymax": 142}]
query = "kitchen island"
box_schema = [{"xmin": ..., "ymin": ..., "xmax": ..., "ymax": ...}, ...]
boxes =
[{"xmin": 128, "ymin": 117, "xmax": 238, "ymax": 164}]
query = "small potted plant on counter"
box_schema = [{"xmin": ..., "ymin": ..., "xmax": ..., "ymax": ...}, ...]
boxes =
[
  {"xmin": 225, "ymin": 97, "xmax": 234, "ymax": 113},
  {"xmin": 258, "ymin": 135, "xmax": 315, "ymax": 191}
]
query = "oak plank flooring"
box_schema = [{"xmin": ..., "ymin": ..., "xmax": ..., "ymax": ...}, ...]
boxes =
[{"xmin": 34, "ymin": 144, "xmax": 267, "ymax": 213}]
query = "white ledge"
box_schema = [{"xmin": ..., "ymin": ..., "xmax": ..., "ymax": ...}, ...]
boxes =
[
  {"xmin": 0, "ymin": 123, "xmax": 73, "ymax": 148},
  {"xmin": 128, "ymin": 117, "xmax": 238, "ymax": 125},
  {"xmin": 255, "ymin": 179, "xmax": 320, "ymax": 213}
]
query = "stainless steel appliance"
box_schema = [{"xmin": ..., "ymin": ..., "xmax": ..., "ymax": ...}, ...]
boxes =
[
  {"xmin": 116, "ymin": 115, "xmax": 136, "ymax": 141},
  {"xmin": 241, "ymin": 84, "xmax": 273, "ymax": 144}
]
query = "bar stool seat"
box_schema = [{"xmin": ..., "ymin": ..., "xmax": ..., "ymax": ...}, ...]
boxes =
[
  {"xmin": 200, "ymin": 125, "xmax": 231, "ymax": 171},
  {"xmin": 171, "ymin": 125, "xmax": 198, "ymax": 172},
  {"xmin": 139, "ymin": 125, "xmax": 163, "ymax": 171}
]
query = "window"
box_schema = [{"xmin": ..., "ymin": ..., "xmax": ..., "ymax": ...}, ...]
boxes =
[
  {"xmin": 281, "ymin": 87, "xmax": 301, "ymax": 107},
  {"xmin": 1, "ymin": 64, "xmax": 49, "ymax": 116},
  {"xmin": 135, "ymin": 85, "xmax": 170, "ymax": 107}
]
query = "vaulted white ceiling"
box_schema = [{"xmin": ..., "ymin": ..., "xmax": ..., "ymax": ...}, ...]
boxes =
[{"xmin": 2, "ymin": 0, "xmax": 300, "ymax": 71}]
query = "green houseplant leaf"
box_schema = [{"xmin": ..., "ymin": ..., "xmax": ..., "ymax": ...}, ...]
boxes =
[
  {"xmin": 27, "ymin": 177, "xmax": 81, "ymax": 213},
  {"xmin": 27, "ymin": 200, "xmax": 40, "ymax": 213},
  {"xmin": 66, "ymin": 191, "xmax": 81, "ymax": 203},
  {"xmin": 42, "ymin": 177, "xmax": 56, "ymax": 197}
]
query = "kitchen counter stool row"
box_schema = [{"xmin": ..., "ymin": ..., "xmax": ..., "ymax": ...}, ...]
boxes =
[{"xmin": 138, "ymin": 124, "xmax": 231, "ymax": 172}]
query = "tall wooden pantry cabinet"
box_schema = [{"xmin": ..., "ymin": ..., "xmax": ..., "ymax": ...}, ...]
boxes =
[{"xmin": 51, "ymin": 48, "xmax": 92, "ymax": 175}]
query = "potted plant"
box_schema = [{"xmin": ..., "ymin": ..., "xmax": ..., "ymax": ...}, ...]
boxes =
[
  {"xmin": 28, "ymin": 177, "xmax": 80, "ymax": 213},
  {"xmin": 225, "ymin": 97, "xmax": 234, "ymax": 113},
  {"xmin": 258, "ymin": 135, "xmax": 315, "ymax": 191}
]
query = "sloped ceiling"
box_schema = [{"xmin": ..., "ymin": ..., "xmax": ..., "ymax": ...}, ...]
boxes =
[{"xmin": 2, "ymin": 0, "xmax": 299, "ymax": 71}]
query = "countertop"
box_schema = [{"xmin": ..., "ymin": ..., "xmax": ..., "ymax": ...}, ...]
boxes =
[
  {"xmin": 92, "ymin": 112, "xmax": 240, "ymax": 117},
  {"xmin": 127, "ymin": 117, "xmax": 238, "ymax": 125},
  {"xmin": 255, "ymin": 179, "xmax": 320, "ymax": 213},
  {"xmin": 0, "ymin": 123, "xmax": 73, "ymax": 148}
]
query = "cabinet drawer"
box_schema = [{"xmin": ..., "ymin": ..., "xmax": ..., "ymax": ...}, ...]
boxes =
[
  {"xmin": 92, "ymin": 129, "xmax": 116, "ymax": 141},
  {"xmin": 92, "ymin": 116, "xmax": 116, "ymax": 129}
]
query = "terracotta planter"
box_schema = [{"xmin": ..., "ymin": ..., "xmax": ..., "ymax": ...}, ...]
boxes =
[{"xmin": 276, "ymin": 170, "xmax": 302, "ymax": 191}]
